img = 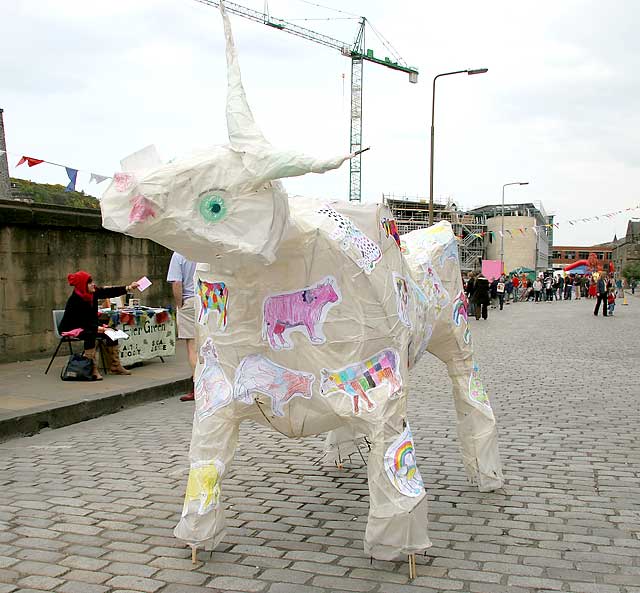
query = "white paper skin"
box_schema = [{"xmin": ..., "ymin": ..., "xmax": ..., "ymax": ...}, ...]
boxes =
[{"xmin": 99, "ymin": 0, "xmax": 502, "ymax": 561}]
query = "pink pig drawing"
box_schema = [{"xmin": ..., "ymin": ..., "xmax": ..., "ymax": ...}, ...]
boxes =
[{"xmin": 262, "ymin": 277, "xmax": 340, "ymax": 350}]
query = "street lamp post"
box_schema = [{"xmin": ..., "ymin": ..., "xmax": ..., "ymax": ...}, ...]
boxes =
[
  {"xmin": 429, "ymin": 68, "xmax": 488, "ymax": 226},
  {"xmin": 500, "ymin": 181, "xmax": 529, "ymax": 272}
]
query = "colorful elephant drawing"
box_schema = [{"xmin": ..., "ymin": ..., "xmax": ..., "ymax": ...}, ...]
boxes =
[{"xmin": 197, "ymin": 279, "xmax": 229, "ymax": 330}]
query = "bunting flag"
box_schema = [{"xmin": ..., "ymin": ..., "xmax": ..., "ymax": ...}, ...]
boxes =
[
  {"xmin": 16, "ymin": 156, "xmax": 44, "ymax": 167},
  {"xmin": 89, "ymin": 173, "xmax": 109, "ymax": 184},
  {"xmin": 64, "ymin": 167, "xmax": 78, "ymax": 193},
  {"xmin": 5, "ymin": 149, "xmax": 111, "ymax": 193}
]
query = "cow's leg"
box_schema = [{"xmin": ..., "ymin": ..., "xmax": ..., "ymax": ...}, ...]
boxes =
[
  {"xmin": 352, "ymin": 392, "xmax": 360, "ymax": 415},
  {"xmin": 174, "ymin": 412, "xmax": 240, "ymax": 553},
  {"xmin": 352, "ymin": 381, "xmax": 375, "ymax": 411},
  {"xmin": 304, "ymin": 321, "xmax": 323, "ymax": 343},
  {"xmin": 360, "ymin": 390, "xmax": 375, "ymax": 410},
  {"xmin": 265, "ymin": 323, "xmax": 279, "ymax": 350},
  {"xmin": 273, "ymin": 324, "xmax": 290, "ymax": 349},
  {"xmin": 270, "ymin": 396, "xmax": 285, "ymax": 417},
  {"xmin": 427, "ymin": 321, "xmax": 504, "ymax": 492},
  {"xmin": 363, "ymin": 422, "xmax": 431, "ymax": 561}
]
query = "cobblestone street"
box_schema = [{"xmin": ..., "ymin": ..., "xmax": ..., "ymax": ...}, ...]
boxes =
[{"xmin": 0, "ymin": 298, "xmax": 638, "ymax": 593}]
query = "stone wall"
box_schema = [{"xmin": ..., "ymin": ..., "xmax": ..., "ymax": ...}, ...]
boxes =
[{"xmin": 0, "ymin": 199, "xmax": 175, "ymax": 362}]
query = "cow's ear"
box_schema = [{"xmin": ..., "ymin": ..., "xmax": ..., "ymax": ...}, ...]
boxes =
[{"xmin": 320, "ymin": 368, "xmax": 328, "ymax": 377}]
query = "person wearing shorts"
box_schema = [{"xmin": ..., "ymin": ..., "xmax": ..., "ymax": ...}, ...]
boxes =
[{"xmin": 167, "ymin": 252, "xmax": 198, "ymax": 401}]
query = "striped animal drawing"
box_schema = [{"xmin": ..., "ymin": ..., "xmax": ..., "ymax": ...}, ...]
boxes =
[
  {"xmin": 197, "ymin": 279, "xmax": 229, "ymax": 329},
  {"xmin": 319, "ymin": 349, "xmax": 402, "ymax": 415},
  {"xmin": 262, "ymin": 277, "xmax": 340, "ymax": 350},
  {"xmin": 233, "ymin": 354, "xmax": 314, "ymax": 417}
]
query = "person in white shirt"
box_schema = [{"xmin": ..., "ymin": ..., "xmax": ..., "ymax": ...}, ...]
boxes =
[{"xmin": 167, "ymin": 253, "xmax": 198, "ymax": 402}]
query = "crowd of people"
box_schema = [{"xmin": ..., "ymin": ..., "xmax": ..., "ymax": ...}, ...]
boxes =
[{"xmin": 464, "ymin": 270, "xmax": 624, "ymax": 320}]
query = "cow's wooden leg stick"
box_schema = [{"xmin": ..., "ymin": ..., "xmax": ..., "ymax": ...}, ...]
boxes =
[
  {"xmin": 191, "ymin": 546, "xmax": 197, "ymax": 564},
  {"xmin": 408, "ymin": 553, "xmax": 416, "ymax": 579}
]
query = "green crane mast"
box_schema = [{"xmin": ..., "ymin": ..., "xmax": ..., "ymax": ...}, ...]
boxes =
[{"xmin": 192, "ymin": 0, "xmax": 418, "ymax": 202}]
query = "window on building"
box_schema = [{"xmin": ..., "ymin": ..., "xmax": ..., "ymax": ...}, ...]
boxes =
[
  {"xmin": 565, "ymin": 251, "xmax": 576, "ymax": 260},
  {"xmin": 578, "ymin": 251, "xmax": 589, "ymax": 259},
  {"xmin": 596, "ymin": 252, "xmax": 603, "ymax": 259},
  {"xmin": 605, "ymin": 252, "xmax": 611, "ymax": 260},
  {"xmin": 552, "ymin": 250, "xmax": 562, "ymax": 259}
]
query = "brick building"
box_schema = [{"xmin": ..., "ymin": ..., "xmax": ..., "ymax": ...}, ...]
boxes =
[{"xmin": 551, "ymin": 243, "xmax": 614, "ymax": 269}]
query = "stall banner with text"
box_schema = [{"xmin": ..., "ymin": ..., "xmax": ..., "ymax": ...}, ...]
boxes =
[{"xmin": 118, "ymin": 315, "xmax": 176, "ymax": 364}]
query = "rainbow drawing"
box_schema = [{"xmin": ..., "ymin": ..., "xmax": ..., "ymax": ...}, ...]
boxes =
[{"xmin": 384, "ymin": 424, "xmax": 424, "ymax": 498}]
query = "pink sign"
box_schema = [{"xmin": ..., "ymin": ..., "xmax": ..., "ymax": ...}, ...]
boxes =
[{"xmin": 482, "ymin": 260, "xmax": 503, "ymax": 281}]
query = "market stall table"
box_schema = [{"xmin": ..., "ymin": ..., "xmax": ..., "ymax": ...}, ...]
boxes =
[{"xmin": 99, "ymin": 307, "xmax": 176, "ymax": 365}]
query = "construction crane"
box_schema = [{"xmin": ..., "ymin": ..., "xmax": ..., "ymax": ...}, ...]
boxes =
[{"xmin": 192, "ymin": 0, "xmax": 418, "ymax": 202}]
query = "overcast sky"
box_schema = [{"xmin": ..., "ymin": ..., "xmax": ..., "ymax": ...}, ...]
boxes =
[{"xmin": 3, "ymin": 0, "xmax": 639, "ymax": 245}]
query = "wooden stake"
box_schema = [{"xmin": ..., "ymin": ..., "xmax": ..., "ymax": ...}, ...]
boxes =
[
  {"xmin": 408, "ymin": 553, "xmax": 416, "ymax": 579},
  {"xmin": 191, "ymin": 546, "xmax": 197, "ymax": 564}
]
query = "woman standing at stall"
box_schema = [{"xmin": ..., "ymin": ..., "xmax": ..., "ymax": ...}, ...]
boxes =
[{"xmin": 59, "ymin": 271, "xmax": 140, "ymax": 380}]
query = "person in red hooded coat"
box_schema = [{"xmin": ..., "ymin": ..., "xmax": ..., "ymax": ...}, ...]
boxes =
[{"xmin": 59, "ymin": 271, "xmax": 139, "ymax": 380}]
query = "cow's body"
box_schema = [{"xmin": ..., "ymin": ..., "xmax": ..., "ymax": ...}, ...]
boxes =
[{"xmin": 99, "ymin": 1, "xmax": 503, "ymax": 564}]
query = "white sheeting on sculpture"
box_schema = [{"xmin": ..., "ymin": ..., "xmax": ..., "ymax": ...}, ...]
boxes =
[
  {"xmin": 99, "ymin": 0, "xmax": 501, "ymax": 562},
  {"xmin": 402, "ymin": 223, "xmax": 503, "ymax": 492},
  {"xmin": 323, "ymin": 223, "xmax": 504, "ymax": 493}
]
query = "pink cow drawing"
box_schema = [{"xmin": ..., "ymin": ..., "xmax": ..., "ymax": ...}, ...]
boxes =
[
  {"xmin": 262, "ymin": 277, "xmax": 340, "ymax": 350},
  {"xmin": 233, "ymin": 354, "xmax": 315, "ymax": 416}
]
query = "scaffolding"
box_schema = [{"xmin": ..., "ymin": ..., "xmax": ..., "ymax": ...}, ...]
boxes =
[{"xmin": 382, "ymin": 194, "xmax": 486, "ymax": 272}]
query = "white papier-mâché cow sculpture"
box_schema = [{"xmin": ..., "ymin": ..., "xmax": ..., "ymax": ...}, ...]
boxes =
[{"xmin": 100, "ymin": 2, "xmax": 503, "ymax": 569}]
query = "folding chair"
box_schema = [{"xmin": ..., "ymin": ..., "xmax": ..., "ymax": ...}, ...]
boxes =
[
  {"xmin": 44, "ymin": 310, "xmax": 108, "ymax": 375},
  {"xmin": 45, "ymin": 310, "xmax": 79, "ymax": 374}
]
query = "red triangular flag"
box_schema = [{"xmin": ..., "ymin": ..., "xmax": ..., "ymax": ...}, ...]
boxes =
[{"xmin": 16, "ymin": 156, "xmax": 44, "ymax": 167}]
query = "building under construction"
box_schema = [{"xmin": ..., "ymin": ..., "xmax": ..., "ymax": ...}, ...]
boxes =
[{"xmin": 382, "ymin": 194, "xmax": 487, "ymax": 272}]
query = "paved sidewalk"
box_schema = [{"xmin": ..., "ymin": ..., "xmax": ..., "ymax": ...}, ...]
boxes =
[
  {"xmin": 0, "ymin": 298, "xmax": 638, "ymax": 593},
  {"xmin": 0, "ymin": 348, "xmax": 191, "ymax": 442}
]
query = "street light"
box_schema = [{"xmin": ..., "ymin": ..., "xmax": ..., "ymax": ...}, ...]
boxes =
[
  {"xmin": 429, "ymin": 68, "xmax": 488, "ymax": 226},
  {"xmin": 500, "ymin": 181, "xmax": 529, "ymax": 272}
]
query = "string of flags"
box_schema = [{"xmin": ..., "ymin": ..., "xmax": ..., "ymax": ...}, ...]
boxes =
[
  {"xmin": 0, "ymin": 150, "xmax": 111, "ymax": 193},
  {"xmin": 2, "ymin": 149, "xmax": 639, "ymax": 232},
  {"xmin": 454, "ymin": 204, "xmax": 640, "ymax": 242}
]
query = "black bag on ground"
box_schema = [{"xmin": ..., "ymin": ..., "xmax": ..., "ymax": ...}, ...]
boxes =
[{"xmin": 60, "ymin": 354, "xmax": 94, "ymax": 381}]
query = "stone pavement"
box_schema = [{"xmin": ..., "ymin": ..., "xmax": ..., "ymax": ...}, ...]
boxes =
[
  {"xmin": 0, "ymin": 297, "xmax": 638, "ymax": 593},
  {"xmin": 0, "ymin": 348, "xmax": 191, "ymax": 441}
]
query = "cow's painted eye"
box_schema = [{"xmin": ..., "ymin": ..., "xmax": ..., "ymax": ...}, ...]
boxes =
[{"xmin": 199, "ymin": 193, "xmax": 227, "ymax": 223}]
